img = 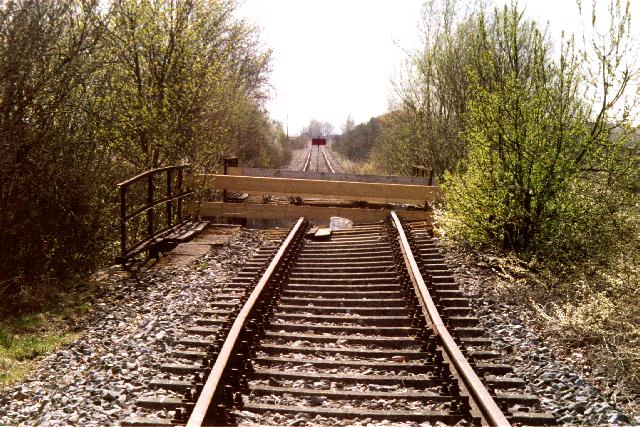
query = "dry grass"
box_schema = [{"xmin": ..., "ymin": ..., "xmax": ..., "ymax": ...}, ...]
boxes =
[
  {"xmin": 535, "ymin": 253, "xmax": 640, "ymax": 393},
  {"xmin": 329, "ymin": 149, "xmax": 378, "ymax": 175},
  {"xmin": 436, "ymin": 219, "xmax": 640, "ymax": 416}
]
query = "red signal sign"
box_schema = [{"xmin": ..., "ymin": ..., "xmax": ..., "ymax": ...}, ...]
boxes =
[{"xmin": 312, "ymin": 138, "xmax": 327, "ymax": 146}]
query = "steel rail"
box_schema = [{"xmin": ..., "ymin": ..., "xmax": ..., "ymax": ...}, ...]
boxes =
[
  {"xmin": 186, "ymin": 217, "xmax": 306, "ymax": 427},
  {"xmin": 302, "ymin": 146, "xmax": 312, "ymax": 172},
  {"xmin": 320, "ymin": 147, "xmax": 335, "ymax": 173},
  {"xmin": 390, "ymin": 211, "xmax": 510, "ymax": 427}
]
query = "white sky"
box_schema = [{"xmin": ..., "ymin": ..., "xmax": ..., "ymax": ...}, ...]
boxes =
[{"xmin": 237, "ymin": 0, "xmax": 640, "ymax": 135}]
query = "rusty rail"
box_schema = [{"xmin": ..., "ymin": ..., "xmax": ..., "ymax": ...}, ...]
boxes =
[
  {"xmin": 116, "ymin": 164, "xmax": 192, "ymax": 263},
  {"xmin": 186, "ymin": 217, "xmax": 307, "ymax": 426},
  {"xmin": 302, "ymin": 146, "xmax": 312, "ymax": 172},
  {"xmin": 320, "ymin": 146, "xmax": 335, "ymax": 173},
  {"xmin": 123, "ymin": 213, "xmax": 556, "ymax": 426},
  {"xmin": 390, "ymin": 211, "xmax": 510, "ymax": 426}
]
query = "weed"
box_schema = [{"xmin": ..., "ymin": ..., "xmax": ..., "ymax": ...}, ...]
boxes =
[
  {"xmin": 77, "ymin": 303, "xmax": 92, "ymax": 315},
  {"xmin": 195, "ymin": 260, "xmax": 209, "ymax": 270},
  {"xmin": 9, "ymin": 314, "xmax": 44, "ymax": 332},
  {"xmin": 0, "ymin": 330, "xmax": 77, "ymax": 387},
  {"xmin": 0, "ymin": 294, "xmax": 90, "ymax": 387},
  {"xmin": 0, "ymin": 329, "xmax": 13, "ymax": 348}
]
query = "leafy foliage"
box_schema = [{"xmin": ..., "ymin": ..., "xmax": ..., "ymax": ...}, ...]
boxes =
[
  {"xmin": 0, "ymin": 0, "xmax": 282, "ymax": 310},
  {"xmin": 442, "ymin": 3, "xmax": 638, "ymax": 260},
  {"xmin": 333, "ymin": 117, "xmax": 380, "ymax": 162},
  {"xmin": 371, "ymin": 0, "xmax": 480, "ymax": 179},
  {"xmin": 0, "ymin": 1, "xmax": 118, "ymax": 308}
]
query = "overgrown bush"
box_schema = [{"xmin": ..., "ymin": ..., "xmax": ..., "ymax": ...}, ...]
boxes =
[
  {"xmin": 0, "ymin": 0, "xmax": 280, "ymax": 311},
  {"xmin": 441, "ymin": 3, "xmax": 638, "ymax": 262},
  {"xmin": 334, "ymin": 117, "xmax": 380, "ymax": 162},
  {"xmin": 0, "ymin": 1, "xmax": 119, "ymax": 311},
  {"xmin": 371, "ymin": 1, "xmax": 480, "ymax": 179}
]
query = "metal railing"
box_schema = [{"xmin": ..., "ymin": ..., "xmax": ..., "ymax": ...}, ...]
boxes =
[
  {"xmin": 411, "ymin": 165, "xmax": 434, "ymax": 186},
  {"xmin": 116, "ymin": 165, "xmax": 192, "ymax": 263}
]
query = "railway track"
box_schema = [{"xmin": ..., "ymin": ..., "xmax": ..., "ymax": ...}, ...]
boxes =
[
  {"xmin": 302, "ymin": 145, "xmax": 335, "ymax": 173},
  {"xmin": 320, "ymin": 147, "xmax": 335, "ymax": 173},
  {"xmin": 124, "ymin": 215, "xmax": 555, "ymax": 426}
]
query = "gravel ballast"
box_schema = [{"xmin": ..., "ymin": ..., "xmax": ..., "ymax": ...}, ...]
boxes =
[
  {"xmin": 439, "ymin": 240, "xmax": 637, "ymax": 426},
  {"xmin": 0, "ymin": 228, "xmax": 270, "ymax": 426},
  {"xmin": 2, "ymin": 226, "xmax": 636, "ymax": 426}
]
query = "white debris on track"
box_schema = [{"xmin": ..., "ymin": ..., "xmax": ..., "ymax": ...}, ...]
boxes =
[{"xmin": 0, "ymin": 228, "xmax": 270, "ymax": 427}]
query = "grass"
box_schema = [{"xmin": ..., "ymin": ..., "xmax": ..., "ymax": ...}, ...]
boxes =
[
  {"xmin": 0, "ymin": 313, "xmax": 79, "ymax": 386},
  {"xmin": 194, "ymin": 259, "xmax": 210, "ymax": 270},
  {"xmin": 0, "ymin": 269, "xmax": 124, "ymax": 388},
  {"xmin": 437, "ymin": 221, "xmax": 640, "ymax": 416},
  {"xmin": 329, "ymin": 150, "xmax": 378, "ymax": 175},
  {"xmin": 535, "ymin": 253, "xmax": 640, "ymax": 393}
]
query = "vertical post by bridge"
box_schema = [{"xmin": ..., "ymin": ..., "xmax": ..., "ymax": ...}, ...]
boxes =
[
  {"xmin": 119, "ymin": 185, "xmax": 127, "ymax": 260},
  {"xmin": 166, "ymin": 169, "xmax": 173, "ymax": 228},
  {"xmin": 177, "ymin": 168, "xmax": 183, "ymax": 223},
  {"xmin": 147, "ymin": 173, "xmax": 154, "ymax": 240},
  {"xmin": 223, "ymin": 157, "xmax": 238, "ymax": 201}
]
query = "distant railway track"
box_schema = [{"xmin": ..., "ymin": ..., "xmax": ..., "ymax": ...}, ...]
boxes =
[
  {"xmin": 124, "ymin": 214, "xmax": 554, "ymax": 427},
  {"xmin": 302, "ymin": 146, "xmax": 312, "ymax": 172},
  {"xmin": 303, "ymin": 144, "xmax": 335, "ymax": 173},
  {"xmin": 320, "ymin": 147, "xmax": 335, "ymax": 173}
]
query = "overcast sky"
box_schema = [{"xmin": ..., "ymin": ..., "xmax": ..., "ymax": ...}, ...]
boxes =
[{"xmin": 237, "ymin": 0, "xmax": 639, "ymax": 135}]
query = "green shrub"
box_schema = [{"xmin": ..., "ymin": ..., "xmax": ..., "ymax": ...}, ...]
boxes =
[{"xmin": 441, "ymin": 4, "xmax": 638, "ymax": 263}]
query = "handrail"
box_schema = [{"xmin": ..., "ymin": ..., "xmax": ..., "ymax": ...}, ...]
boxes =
[
  {"xmin": 123, "ymin": 192, "xmax": 192, "ymax": 223},
  {"xmin": 116, "ymin": 164, "xmax": 192, "ymax": 263},
  {"xmin": 186, "ymin": 217, "xmax": 306, "ymax": 427},
  {"xmin": 411, "ymin": 164, "xmax": 434, "ymax": 185},
  {"xmin": 390, "ymin": 211, "xmax": 510, "ymax": 427},
  {"xmin": 117, "ymin": 164, "xmax": 191, "ymax": 188}
]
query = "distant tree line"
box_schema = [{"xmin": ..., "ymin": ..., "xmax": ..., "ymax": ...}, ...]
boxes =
[
  {"xmin": 333, "ymin": 116, "xmax": 380, "ymax": 162},
  {"xmin": 300, "ymin": 119, "xmax": 334, "ymax": 139},
  {"xmin": 0, "ymin": 0, "xmax": 288, "ymax": 310}
]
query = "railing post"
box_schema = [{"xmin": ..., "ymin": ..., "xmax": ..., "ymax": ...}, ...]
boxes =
[
  {"xmin": 147, "ymin": 173, "xmax": 154, "ymax": 239},
  {"xmin": 177, "ymin": 168, "xmax": 183, "ymax": 222},
  {"xmin": 223, "ymin": 157, "xmax": 238, "ymax": 202},
  {"xmin": 166, "ymin": 169, "xmax": 173, "ymax": 228},
  {"xmin": 120, "ymin": 186, "xmax": 127, "ymax": 260}
]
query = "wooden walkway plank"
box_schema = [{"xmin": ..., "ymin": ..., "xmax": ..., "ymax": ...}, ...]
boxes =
[
  {"xmin": 198, "ymin": 202, "xmax": 433, "ymax": 223},
  {"xmin": 194, "ymin": 174, "xmax": 442, "ymax": 204}
]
